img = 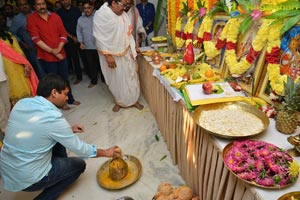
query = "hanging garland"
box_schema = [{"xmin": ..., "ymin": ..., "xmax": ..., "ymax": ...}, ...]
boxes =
[
  {"xmin": 266, "ymin": 22, "xmax": 287, "ymax": 95},
  {"xmin": 182, "ymin": 13, "xmax": 196, "ymax": 45},
  {"xmin": 175, "ymin": 17, "xmax": 185, "ymax": 48},
  {"xmin": 224, "ymin": 18, "xmax": 273, "ymax": 75}
]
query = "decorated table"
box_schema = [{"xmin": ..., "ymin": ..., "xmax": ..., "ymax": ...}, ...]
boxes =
[{"xmin": 137, "ymin": 55, "xmax": 300, "ymax": 200}]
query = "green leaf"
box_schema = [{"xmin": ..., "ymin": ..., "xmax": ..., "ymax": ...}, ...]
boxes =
[
  {"xmin": 160, "ymin": 154, "xmax": 167, "ymax": 161},
  {"xmin": 280, "ymin": 15, "xmax": 300, "ymax": 35},
  {"xmin": 155, "ymin": 134, "xmax": 159, "ymax": 141},
  {"xmin": 239, "ymin": 16, "xmax": 253, "ymax": 35},
  {"xmin": 266, "ymin": 10, "xmax": 300, "ymax": 19},
  {"xmin": 154, "ymin": 0, "xmax": 167, "ymax": 36}
]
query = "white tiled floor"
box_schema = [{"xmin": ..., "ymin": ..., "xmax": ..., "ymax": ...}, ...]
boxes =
[{"xmin": 0, "ymin": 75, "xmax": 185, "ymax": 200}]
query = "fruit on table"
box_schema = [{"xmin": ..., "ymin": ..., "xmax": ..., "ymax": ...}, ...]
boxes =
[
  {"xmin": 202, "ymin": 82, "xmax": 213, "ymax": 94},
  {"xmin": 182, "ymin": 74, "xmax": 190, "ymax": 81},
  {"xmin": 212, "ymin": 84, "xmax": 224, "ymax": 94},
  {"xmin": 192, "ymin": 72, "xmax": 201, "ymax": 79},
  {"xmin": 160, "ymin": 64, "xmax": 167, "ymax": 72},
  {"xmin": 204, "ymin": 69, "xmax": 214, "ymax": 78}
]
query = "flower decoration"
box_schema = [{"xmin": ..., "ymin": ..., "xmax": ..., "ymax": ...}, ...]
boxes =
[
  {"xmin": 250, "ymin": 10, "xmax": 262, "ymax": 20},
  {"xmin": 224, "ymin": 140, "xmax": 299, "ymax": 187},
  {"xmin": 199, "ymin": 7, "xmax": 206, "ymax": 17}
]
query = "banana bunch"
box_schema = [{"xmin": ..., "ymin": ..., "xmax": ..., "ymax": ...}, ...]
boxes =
[
  {"xmin": 240, "ymin": 97, "xmax": 268, "ymax": 108},
  {"xmin": 160, "ymin": 66, "xmax": 187, "ymax": 81}
]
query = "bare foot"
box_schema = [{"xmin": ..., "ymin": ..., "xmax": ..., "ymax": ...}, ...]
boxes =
[
  {"xmin": 88, "ymin": 84, "xmax": 96, "ymax": 88},
  {"xmin": 61, "ymin": 104, "xmax": 71, "ymax": 110},
  {"xmin": 112, "ymin": 104, "xmax": 121, "ymax": 112},
  {"xmin": 133, "ymin": 102, "xmax": 144, "ymax": 110},
  {"xmin": 72, "ymin": 100, "xmax": 81, "ymax": 106}
]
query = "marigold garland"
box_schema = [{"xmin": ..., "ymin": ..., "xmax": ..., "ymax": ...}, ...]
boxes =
[
  {"xmin": 265, "ymin": 21, "xmax": 285, "ymax": 95},
  {"xmin": 225, "ymin": 18, "xmax": 272, "ymax": 75},
  {"xmin": 182, "ymin": 13, "xmax": 196, "ymax": 45},
  {"xmin": 167, "ymin": 1, "xmax": 287, "ymax": 95}
]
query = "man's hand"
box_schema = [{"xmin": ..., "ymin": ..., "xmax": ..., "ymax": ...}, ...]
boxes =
[
  {"xmin": 24, "ymin": 65, "xmax": 31, "ymax": 77},
  {"xmin": 80, "ymin": 43, "xmax": 85, "ymax": 50},
  {"xmin": 72, "ymin": 124, "xmax": 85, "ymax": 133},
  {"xmin": 104, "ymin": 146, "xmax": 122, "ymax": 158},
  {"xmin": 55, "ymin": 53, "xmax": 64, "ymax": 60},
  {"xmin": 105, "ymin": 54, "xmax": 117, "ymax": 68}
]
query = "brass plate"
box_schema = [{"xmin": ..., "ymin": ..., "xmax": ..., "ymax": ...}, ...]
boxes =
[
  {"xmin": 193, "ymin": 101, "xmax": 270, "ymax": 139},
  {"xmin": 278, "ymin": 191, "xmax": 300, "ymax": 200},
  {"xmin": 97, "ymin": 155, "xmax": 142, "ymax": 190},
  {"xmin": 223, "ymin": 141, "xmax": 299, "ymax": 189}
]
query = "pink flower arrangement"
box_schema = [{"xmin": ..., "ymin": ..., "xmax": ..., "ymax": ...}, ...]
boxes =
[{"xmin": 224, "ymin": 140, "xmax": 298, "ymax": 187}]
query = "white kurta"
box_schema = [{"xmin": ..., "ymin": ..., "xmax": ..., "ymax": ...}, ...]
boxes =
[{"xmin": 93, "ymin": 3, "xmax": 140, "ymax": 107}]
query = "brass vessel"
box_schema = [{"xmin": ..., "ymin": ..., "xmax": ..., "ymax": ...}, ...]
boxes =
[{"xmin": 287, "ymin": 134, "xmax": 300, "ymax": 157}]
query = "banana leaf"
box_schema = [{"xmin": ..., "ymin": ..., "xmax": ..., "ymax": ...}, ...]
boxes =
[
  {"xmin": 239, "ymin": 15, "xmax": 253, "ymax": 35},
  {"xmin": 266, "ymin": 10, "xmax": 300, "ymax": 19},
  {"xmin": 179, "ymin": 1, "xmax": 191, "ymax": 17},
  {"xmin": 281, "ymin": 15, "xmax": 300, "ymax": 35},
  {"xmin": 208, "ymin": 0, "xmax": 228, "ymax": 16},
  {"xmin": 154, "ymin": 0, "xmax": 167, "ymax": 36}
]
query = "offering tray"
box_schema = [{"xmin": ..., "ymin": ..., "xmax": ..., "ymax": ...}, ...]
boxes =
[
  {"xmin": 97, "ymin": 155, "xmax": 142, "ymax": 190},
  {"xmin": 223, "ymin": 140, "xmax": 299, "ymax": 189},
  {"xmin": 278, "ymin": 191, "xmax": 300, "ymax": 200},
  {"xmin": 193, "ymin": 101, "xmax": 269, "ymax": 139}
]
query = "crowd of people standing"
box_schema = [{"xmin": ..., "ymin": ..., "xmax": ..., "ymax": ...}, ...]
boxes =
[{"xmin": 0, "ymin": 0, "xmax": 157, "ymax": 199}]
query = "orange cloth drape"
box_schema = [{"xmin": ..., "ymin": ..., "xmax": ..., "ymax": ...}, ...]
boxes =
[{"xmin": 0, "ymin": 40, "xmax": 38, "ymax": 96}]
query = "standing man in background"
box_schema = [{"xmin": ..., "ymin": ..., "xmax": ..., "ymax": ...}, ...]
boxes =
[
  {"xmin": 76, "ymin": 0, "xmax": 104, "ymax": 88},
  {"xmin": 56, "ymin": 0, "xmax": 83, "ymax": 85},
  {"xmin": 27, "ymin": 0, "xmax": 80, "ymax": 110},
  {"xmin": 124, "ymin": 0, "xmax": 146, "ymax": 48},
  {"xmin": 136, "ymin": 0, "xmax": 155, "ymax": 46},
  {"xmin": 10, "ymin": 0, "xmax": 45, "ymax": 78}
]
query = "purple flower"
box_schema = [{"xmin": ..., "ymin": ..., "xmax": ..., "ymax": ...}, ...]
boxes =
[{"xmin": 250, "ymin": 10, "xmax": 262, "ymax": 21}]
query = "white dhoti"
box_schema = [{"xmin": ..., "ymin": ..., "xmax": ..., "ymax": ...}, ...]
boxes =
[{"xmin": 93, "ymin": 3, "xmax": 140, "ymax": 107}]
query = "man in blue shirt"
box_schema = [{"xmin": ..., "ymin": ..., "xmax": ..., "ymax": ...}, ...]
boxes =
[
  {"xmin": 0, "ymin": 74, "xmax": 122, "ymax": 199},
  {"xmin": 76, "ymin": 0, "xmax": 104, "ymax": 88},
  {"xmin": 136, "ymin": 0, "xmax": 155, "ymax": 46}
]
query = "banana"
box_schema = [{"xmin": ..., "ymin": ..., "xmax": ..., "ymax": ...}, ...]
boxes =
[
  {"xmin": 205, "ymin": 75, "xmax": 221, "ymax": 81},
  {"xmin": 239, "ymin": 97, "xmax": 256, "ymax": 106},
  {"xmin": 160, "ymin": 68, "xmax": 174, "ymax": 75},
  {"xmin": 252, "ymin": 97, "xmax": 268, "ymax": 106},
  {"xmin": 188, "ymin": 77, "xmax": 206, "ymax": 84}
]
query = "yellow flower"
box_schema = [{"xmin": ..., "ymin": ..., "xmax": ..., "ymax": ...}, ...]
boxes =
[{"xmin": 289, "ymin": 160, "xmax": 299, "ymax": 177}]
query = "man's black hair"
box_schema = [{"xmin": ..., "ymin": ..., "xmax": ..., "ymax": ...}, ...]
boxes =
[{"xmin": 37, "ymin": 74, "xmax": 68, "ymax": 97}]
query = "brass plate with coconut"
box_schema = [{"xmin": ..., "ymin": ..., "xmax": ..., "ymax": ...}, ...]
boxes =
[
  {"xmin": 193, "ymin": 102, "xmax": 269, "ymax": 139},
  {"xmin": 97, "ymin": 155, "xmax": 142, "ymax": 190}
]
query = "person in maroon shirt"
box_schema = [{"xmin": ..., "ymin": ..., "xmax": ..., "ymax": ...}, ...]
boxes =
[{"xmin": 27, "ymin": 0, "xmax": 80, "ymax": 110}]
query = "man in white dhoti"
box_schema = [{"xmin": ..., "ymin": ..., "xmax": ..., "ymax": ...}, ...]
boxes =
[{"xmin": 93, "ymin": 0, "xmax": 143, "ymax": 112}]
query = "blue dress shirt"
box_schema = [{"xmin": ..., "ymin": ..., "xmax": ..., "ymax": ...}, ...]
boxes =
[{"xmin": 0, "ymin": 96, "xmax": 96, "ymax": 191}]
